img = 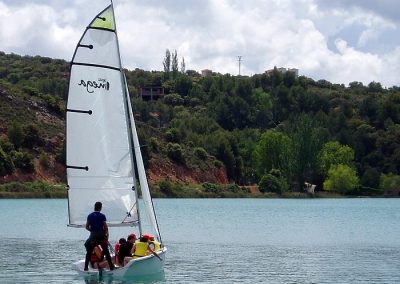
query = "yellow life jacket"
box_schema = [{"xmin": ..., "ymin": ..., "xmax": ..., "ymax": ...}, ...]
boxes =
[
  {"xmin": 134, "ymin": 241, "xmax": 148, "ymax": 257},
  {"xmin": 149, "ymin": 240, "xmax": 161, "ymax": 252}
]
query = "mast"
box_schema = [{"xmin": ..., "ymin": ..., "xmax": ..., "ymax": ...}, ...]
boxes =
[
  {"xmin": 125, "ymin": 79, "xmax": 163, "ymax": 242},
  {"xmin": 110, "ymin": 2, "xmax": 143, "ymax": 235}
]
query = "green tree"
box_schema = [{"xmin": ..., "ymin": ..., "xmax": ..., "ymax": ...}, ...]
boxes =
[
  {"xmin": 318, "ymin": 141, "xmax": 355, "ymax": 177},
  {"xmin": 380, "ymin": 173, "xmax": 400, "ymax": 191},
  {"xmin": 253, "ymin": 130, "xmax": 293, "ymax": 179},
  {"xmin": 253, "ymin": 88, "xmax": 273, "ymax": 128},
  {"xmin": 180, "ymin": 57, "xmax": 185, "ymax": 74},
  {"xmin": 174, "ymin": 76, "xmax": 192, "ymax": 96},
  {"xmin": 217, "ymin": 139, "xmax": 236, "ymax": 181},
  {"xmin": 171, "ymin": 50, "xmax": 178, "ymax": 79},
  {"xmin": 163, "ymin": 49, "xmax": 171, "ymax": 79},
  {"xmin": 323, "ymin": 164, "xmax": 359, "ymax": 194},
  {"xmin": 288, "ymin": 114, "xmax": 328, "ymax": 187}
]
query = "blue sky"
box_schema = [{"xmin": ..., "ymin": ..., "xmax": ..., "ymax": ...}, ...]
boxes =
[{"xmin": 1, "ymin": 0, "xmax": 399, "ymax": 87}]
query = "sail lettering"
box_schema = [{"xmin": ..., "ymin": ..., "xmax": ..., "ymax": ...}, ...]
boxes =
[{"xmin": 78, "ymin": 78, "xmax": 110, "ymax": 93}]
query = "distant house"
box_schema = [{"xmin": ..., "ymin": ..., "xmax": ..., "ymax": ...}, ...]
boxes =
[
  {"xmin": 266, "ymin": 67, "xmax": 299, "ymax": 78},
  {"xmin": 287, "ymin": 68, "xmax": 299, "ymax": 77},
  {"xmin": 201, "ymin": 69, "xmax": 212, "ymax": 77},
  {"xmin": 137, "ymin": 86, "xmax": 165, "ymax": 101}
]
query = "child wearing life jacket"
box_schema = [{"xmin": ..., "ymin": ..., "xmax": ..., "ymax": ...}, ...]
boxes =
[
  {"xmin": 90, "ymin": 245, "xmax": 104, "ymax": 269},
  {"xmin": 133, "ymin": 234, "xmax": 162, "ymax": 261},
  {"xmin": 118, "ymin": 233, "xmax": 137, "ymax": 266},
  {"xmin": 148, "ymin": 235, "xmax": 161, "ymax": 252},
  {"xmin": 114, "ymin": 238, "xmax": 126, "ymax": 266}
]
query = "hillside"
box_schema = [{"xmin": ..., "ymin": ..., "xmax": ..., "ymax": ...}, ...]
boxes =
[
  {"xmin": 0, "ymin": 51, "xmax": 400, "ymax": 197},
  {"xmin": 0, "ymin": 52, "xmax": 231, "ymax": 197}
]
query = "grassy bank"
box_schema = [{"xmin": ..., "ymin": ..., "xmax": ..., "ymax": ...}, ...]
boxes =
[
  {"xmin": 0, "ymin": 181, "xmax": 384, "ymax": 199},
  {"xmin": 0, "ymin": 181, "xmax": 255, "ymax": 199},
  {"xmin": 0, "ymin": 181, "xmax": 66, "ymax": 198}
]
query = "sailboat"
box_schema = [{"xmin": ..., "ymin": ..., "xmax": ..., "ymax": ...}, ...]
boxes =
[{"xmin": 66, "ymin": 2, "xmax": 167, "ymax": 277}]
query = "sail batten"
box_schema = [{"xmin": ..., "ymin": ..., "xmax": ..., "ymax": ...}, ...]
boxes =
[
  {"xmin": 71, "ymin": 62, "xmax": 121, "ymax": 71},
  {"xmin": 88, "ymin": 27, "xmax": 116, "ymax": 32}
]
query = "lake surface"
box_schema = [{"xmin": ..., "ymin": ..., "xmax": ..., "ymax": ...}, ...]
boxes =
[{"xmin": 1, "ymin": 198, "xmax": 400, "ymax": 283}]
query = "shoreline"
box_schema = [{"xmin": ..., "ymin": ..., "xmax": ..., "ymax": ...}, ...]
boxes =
[{"xmin": 0, "ymin": 191, "xmax": 394, "ymax": 199}]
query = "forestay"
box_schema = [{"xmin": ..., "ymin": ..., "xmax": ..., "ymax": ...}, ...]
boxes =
[{"xmin": 66, "ymin": 5, "xmax": 138, "ymax": 227}]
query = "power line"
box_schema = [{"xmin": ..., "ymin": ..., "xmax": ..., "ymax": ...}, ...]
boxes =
[{"xmin": 237, "ymin": 56, "xmax": 242, "ymax": 75}]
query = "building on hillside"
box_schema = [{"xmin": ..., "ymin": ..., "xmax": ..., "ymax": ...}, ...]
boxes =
[
  {"xmin": 201, "ymin": 69, "xmax": 212, "ymax": 77},
  {"xmin": 287, "ymin": 68, "xmax": 299, "ymax": 77},
  {"xmin": 137, "ymin": 86, "xmax": 165, "ymax": 101},
  {"xmin": 265, "ymin": 67, "xmax": 299, "ymax": 78}
]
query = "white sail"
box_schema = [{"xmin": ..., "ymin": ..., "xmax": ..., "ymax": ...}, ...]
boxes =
[{"xmin": 66, "ymin": 5, "xmax": 138, "ymax": 227}]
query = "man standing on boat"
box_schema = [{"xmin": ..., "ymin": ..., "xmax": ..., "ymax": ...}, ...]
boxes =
[{"xmin": 84, "ymin": 201, "xmax": 115, "ymax": 271}]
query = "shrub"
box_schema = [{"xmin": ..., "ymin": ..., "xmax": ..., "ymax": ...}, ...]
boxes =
[
  {"xmin": 8, "ymin": 121, "xmax": 24, "ymax": 149},
  {"xmin": 323, "ymin": 164, "xmax": 359, "ymax": 194},
  {"xmin": 165, "ymin": 128, "xmax": 180, "ymax": 143},
  {"xmin": 258, "ymin": 169, "xmax": 289, "ymax": 194},
  {"xmin": 0, "ymin": 181, "xmax": 65, "ymax": 196},
  {"xmin": 194, "ymin": 147, "xmax": 208, "ymax": 160},
  {"xmin": 380, "ymin": 173, "xmax": 400, "ymax": 191},
  {"xmin": 167, "ymin": 143, "xmax": 184, "ymax": 163},
  {"xmin": 12, "ymin": 151, "xmax": 35, "ymax": 173},
  {"xmin": 163, "ymin": 93, "xmax": 184, "ymax": 106},
  {"xmin": 23, "ymin": 86, "xmax": 40, "ymax": 97},
  {"xmin": 226, "ymin": 184, "xmax": 241, "ymax": 193},
  {"xmin": 157, "ymin": 180, "xmax": 185, "ymax": 197},
  {"xmin": 7, "ymin": 73, "xmax": 20, "ymax": 84},
  {"xmin": 39, "ymin": 152, "xmax": 50, "ymax": 169},
  {"xmin": 42, "ymin": 94, "xmax": 63, "ymax": 114},
  {"xmin": 158, "ymin": 180, "xmax": 176, "ymax": 197},
  {"xmin": 360, "ymin": 168, "xmax": 380, "ymax": 189},
  {"xmin": 150, "ymin": 138, "xmax": 160, "ymax": 153},
  {"xmin": 202, "ymin": 182, "xmax": 221, "ymax": 193},
  {"xmin": 0, "ymin": 139, "xmax": 15, "ymax": 152},
  {"xmin": 0, "ymin": 145, "xmax": 14, "ymax": 175},
  {"xmin": 214, "ymin": 160, "xmax": 223, "ymax": 168},
  {"xmin": 23, "ymin": 124, "xmax": 43, "ymax": 148},
  {"xmin": 259, "ymin": 173, "xmax": 282, "ymax": 194}
]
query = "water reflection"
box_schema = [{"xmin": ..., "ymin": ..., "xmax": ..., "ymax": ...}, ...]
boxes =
[{"xmin": 79, "ymin": 270, "xmax": 165, "ymax": 284}]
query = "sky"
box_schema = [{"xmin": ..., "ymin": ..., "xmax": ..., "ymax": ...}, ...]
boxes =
[{"xmin": 1, "ymin": 0, "xmax": 399, "ymax": 87}]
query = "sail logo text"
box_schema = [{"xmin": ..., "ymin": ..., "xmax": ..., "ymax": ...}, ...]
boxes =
[{"xmin": 78, "ymin": 78, "xmax": 110, "ymax": 93}]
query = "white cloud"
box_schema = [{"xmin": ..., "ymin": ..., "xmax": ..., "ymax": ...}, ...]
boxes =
[{"xmin": 0, "ymin": 2, "xmax": 81, "ymax": 59}]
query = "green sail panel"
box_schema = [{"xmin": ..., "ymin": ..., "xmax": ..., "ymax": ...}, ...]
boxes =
[{"xmin": 90, "ymin": 7, "xmax": 115, "ymax": 30}]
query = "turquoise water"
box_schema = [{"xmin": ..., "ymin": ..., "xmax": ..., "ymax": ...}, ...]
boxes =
[{"xmin": 1, "ymin": 198, "xmax": 400, "ymax": 283}]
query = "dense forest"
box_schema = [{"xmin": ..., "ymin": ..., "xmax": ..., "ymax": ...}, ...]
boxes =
[{"xmin": 0, "ymin": 50, "xmax": 400, "ymax": 197}]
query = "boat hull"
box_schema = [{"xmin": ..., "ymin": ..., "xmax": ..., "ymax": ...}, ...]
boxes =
[{"xmin": 72, "ymin": 247, "xmax": 167, "ymax": 278}]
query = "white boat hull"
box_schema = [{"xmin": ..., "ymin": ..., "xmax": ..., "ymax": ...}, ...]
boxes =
[{"xmin": 72, "ymin": 247, "xmax": 167, "ymax": 278}]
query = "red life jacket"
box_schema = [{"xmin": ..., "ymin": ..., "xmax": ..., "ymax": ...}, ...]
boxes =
[{"xmin": 90, "ymin": 245, "xmax": 103, "ymax": 263}]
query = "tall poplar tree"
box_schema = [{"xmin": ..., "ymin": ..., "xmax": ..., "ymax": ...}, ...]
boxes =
[
  {"xmin": 171, "ymin": 50, "xmax": 178, "ymax": 79},
  {"xmin": 180, "ymin": 57, "xmax": 186, "ymax": 74},
  {"xmin": 163, "ymin": 49, "xmax": 171, "ymax": 79}
]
